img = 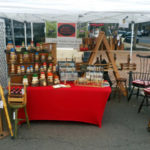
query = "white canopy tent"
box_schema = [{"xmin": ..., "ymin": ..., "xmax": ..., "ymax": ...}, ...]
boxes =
[
  {"xmin": 0, "ymin": 0, "xmax": 150, "ymax": 61},
  {"xmin": 0, "ymin": 0, "xmax": 150, "ymax": 23}
]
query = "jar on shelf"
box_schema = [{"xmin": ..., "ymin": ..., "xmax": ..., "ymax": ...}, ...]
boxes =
[
  {"xmin": 54, "ymin": 75, "xmax": 60, "ymax": 85},
  {"xmin": 22, "ymin": 41, "xmax": 25, "ymax": 48},
  {"xmin": 35, "ymin": 63, "xmax": 39, "ymax": 72},
  {"xmin": 43, "ymin": 62, "xmax": 47, "ymax": 71},
  {"xmin": 27, "ymin": 44, "xmax": 31, "ymax": 51},
  {"xmin": 31, "ymin": 74, "xmax": 39, "ymax": 87},
  {"xmin": 30, "ymin": 65, "xmax": 33, "ymax": 73},
  {"xmin": 36, "ymin": 43, "xmax": 40, "ymax": 51},
  {"xmin": 6, "ymin": 41, "xmax": 14, "ymax": 51},
  {"xmin": 47, "ymin": 63, "xmax": 53, "ymax": 72},
  {"xmin": 31, "ymin": 41, "xmax": 34, "ymax": 49},
  {"xmin": 21, "ymin": 65, "xmax": 25, "ymax": 73},
  {"xmin": 17, "ymin": 66, "xmax": 21, "ymax": 74},
  {"xmin": 26, "ymin": 67, "xmax": 30, "ymax": 74},
  {"xmin": 10, "ymin": 64, "xmax": 15, "ymax": 74},
  {"xmin": 23, "ymin": 52, "xmax": 29, "ymax": 62},
  {"xmin": 19, "ymin": 54, "xmax": 23, "ymax": 64},
  {"xmin": 41, "ymin": 54, "xmax": 46, "ymax": 62},
  {"xmin": 15, "ymin": 45, "xmax": 21, "ymax": 52},
  {"xmin": 35, "ymin": 52, "xmax": 39, "ymax": 61},
  {"xmin": 10, "ymin": 48, "xmax": 16, "ymax": 63},
  {"xmin": 47, "ymin": 72, "xmax": 53, "ymax": 85},
  {"xmin": 47, "ymin": 53, "xmax": 53, "ymax": 62},
  {"xmin": 40, "ymin": 66, "xmax": 44, "ymax": 72},
  {"xmin": 40, "ymin": 72, "xmax": 47, "ymax": 86},
  {"xmin": 40, "ymin": 44, "xmax": 43, "ymax": 51},
  {"xmin": 23, "ymin": 75, "xmax": 28, "ymax": 86}
]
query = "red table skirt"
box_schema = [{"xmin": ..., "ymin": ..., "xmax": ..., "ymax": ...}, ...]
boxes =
[{"xmin": 19, "ymin": 84, "xmax": 111, "ymax": 127}]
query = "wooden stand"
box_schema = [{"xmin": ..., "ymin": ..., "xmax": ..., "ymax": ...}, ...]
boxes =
[
  {"xmin": 87, "ymin": 31, "xmax": 127, "ymax": 96},
  {"xmin": 0, "ymin": 85, "xmax": 13, "ymax": 139}
]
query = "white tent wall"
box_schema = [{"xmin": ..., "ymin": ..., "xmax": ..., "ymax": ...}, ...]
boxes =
[{"xmin": 0, "ymin": 19, "xmax": 8, "ymax": 88}]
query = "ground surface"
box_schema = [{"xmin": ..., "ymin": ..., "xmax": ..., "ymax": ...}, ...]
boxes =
[{"xmin": 0, "ymin": 92, "xmax": 150, "ymax": 150}]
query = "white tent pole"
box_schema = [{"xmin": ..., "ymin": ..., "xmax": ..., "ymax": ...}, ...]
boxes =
[
  {"xmin": 24, "ymin": 22, "xmax": 27, "ymax": 47},
  {"xmin": 11, "ymin": 19, "xmax": 15, "ymax": 46},
  {"xmin": 31, "ymin": 22, "xmax": 34, "ymax": 41},
  {"xmin": 130, "ymin": 21, "xmax": 134, "ymax": 63}
]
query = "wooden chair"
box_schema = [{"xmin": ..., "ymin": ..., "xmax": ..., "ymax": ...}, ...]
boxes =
[
  {"xmin": 8, "ymin": 82, "xmax": 30, "ymax": 138},
  {"xmin": 138, "ymin": 87, "xmax": 150, "ymax": 113},
  {"xmin": 128, "ymin": 54, "xmax": 150, "ymax": 102}
]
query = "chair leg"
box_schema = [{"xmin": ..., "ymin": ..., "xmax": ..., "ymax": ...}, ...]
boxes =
[
  {"xmin": 138, "ymin": 96, "xmax": 146, "ymax": 113},
  {"xmin": 128, "ymin": 86, "xmax": 135, "ymax": 102},
  {"xmin": 146, "ymin": 96, "xmax": 149, "ymax": 106},
  {"xmin": 14, "ymin": 109, "xmax": 18, "ymax": 138},
  {"xmin": 24, "ymin": 107, "xmax": 30, "ymax": 128},
  {"xmin": 136, "ymin": 88, "xmax": 140, "ymax": 99}
]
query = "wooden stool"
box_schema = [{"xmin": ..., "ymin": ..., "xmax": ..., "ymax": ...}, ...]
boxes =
[
  {"xmin": 115, "ymin": 77, "xmax": 128, "ymax": 99},
  {"xmin": 8, "ymin": 83, "xmax": 30, "ymax": 138}
]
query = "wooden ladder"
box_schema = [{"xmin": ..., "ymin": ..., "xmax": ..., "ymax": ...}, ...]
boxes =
[{"xmin": 88, "ymin": 31, "xmax": 127, "ymax": 96}]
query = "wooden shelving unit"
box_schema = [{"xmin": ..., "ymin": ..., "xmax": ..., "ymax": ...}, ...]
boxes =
[{"xmin": 5, "ymin": 43, "xmax": 57, "ymax": 85}]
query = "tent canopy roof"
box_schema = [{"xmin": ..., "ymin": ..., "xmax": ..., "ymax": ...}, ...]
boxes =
[{"xmin": 0, "ymin": 0, "xmax": 150, "ymax": 23}]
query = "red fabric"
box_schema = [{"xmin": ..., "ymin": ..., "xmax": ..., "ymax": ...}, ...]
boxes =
[{"xmin": 19, "ymin": 84, "xmax": 111, "ymax": 127}]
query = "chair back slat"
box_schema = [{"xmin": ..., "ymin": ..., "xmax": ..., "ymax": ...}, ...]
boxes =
[{"xmin": 136, "ymin": 54, "xmax": 150, "ymax": 81}]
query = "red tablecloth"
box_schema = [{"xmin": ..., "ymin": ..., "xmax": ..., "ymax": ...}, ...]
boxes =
[{"xmin": 19, "ymin": 84, "xmax": 111, "ymax": 127}]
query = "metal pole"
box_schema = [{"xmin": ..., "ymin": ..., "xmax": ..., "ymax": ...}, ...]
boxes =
[
  {"xmin": 24, "ymin": 22, "xmax": 27, "ymax": 47},
  {"xmin": 11, "ymin": 19, "xmax": 15, "ymax": 46},
  {"xmin": 130, "ymin": 22, "xmax": 134, "ymax": 63},
  {"xmin": 31, "ymin": 22, "xmax": 33, "ymax": 41}
]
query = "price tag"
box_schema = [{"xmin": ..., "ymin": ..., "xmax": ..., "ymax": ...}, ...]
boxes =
[{"xmin": 0, "ymin": 100, "xmax": 3, "ymax": 109}]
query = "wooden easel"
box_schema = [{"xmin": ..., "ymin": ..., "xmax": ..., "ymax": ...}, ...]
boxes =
[
  {"xmin": 0, "ymin": 85, "xmax": 13, "ymax": 139},
  {"xmin": 88, "ymin": 31, "xmax": 127, "ymax": 96}
]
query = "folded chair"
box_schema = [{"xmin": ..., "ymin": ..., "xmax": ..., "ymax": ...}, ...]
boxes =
[{"xmin": 128, "ymin": 54, "xmax": 150, "ymax": 102}]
